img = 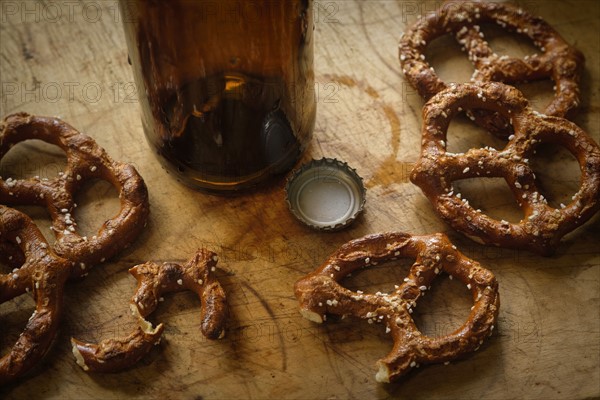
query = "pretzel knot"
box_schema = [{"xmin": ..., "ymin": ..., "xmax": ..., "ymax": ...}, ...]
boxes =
[
  {"xmin": 70, "ymin": 250, "xmax": 228, "ymax": 372},
  {"xmin": 399, "ymin": 0, "xmax": 583, "ymax": 136},
  {"xmin": 294, "ymin": 232, "xmax": 499, "ymax": 383},
  {"xmin": 410, "ymin": 82, "xmax": 600, "ymax": 255},
  {"xmin": 0, "ymin": 112, "xmax": 150, "ymax": 279},
  {"xmin": 0, "ymin": 206, "xmax": 72, "ymax": 385}
]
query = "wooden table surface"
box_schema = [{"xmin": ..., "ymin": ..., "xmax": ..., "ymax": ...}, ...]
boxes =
[{"xmin": 1, "ymin": 1, "xmax": 599, "ymax": 399}]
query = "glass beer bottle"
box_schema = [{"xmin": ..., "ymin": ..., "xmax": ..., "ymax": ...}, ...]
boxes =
[{"xmin": 119, "ymin": 0, "xmax": 316, "ymax": 192}]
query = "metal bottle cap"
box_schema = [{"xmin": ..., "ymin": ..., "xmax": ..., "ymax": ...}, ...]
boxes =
[{"xmin": 285, "ymin": 158, "xmax": 366, "ymax": 231}]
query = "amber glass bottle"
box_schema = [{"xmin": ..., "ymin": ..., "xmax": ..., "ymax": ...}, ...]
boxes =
[{"xmin": 119, "ymin": 0, "xmax": 316, "ymax": 192}]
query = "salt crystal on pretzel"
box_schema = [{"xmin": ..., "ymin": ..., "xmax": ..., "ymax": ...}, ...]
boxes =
[
  {"xmin": 398, "ymin": 0, "xmax": 584, "ymax": 136},
  {"xmin": 295, "ymin": 232, "xmax": 500, "ymax": 383},
  {"xmin": 70, "ymin": 250, "xmax": 228, "ymax": 372},
  {"xmin": 0, "ymin": 206, "xmax": 72, "ymax": 384},
  {"xmin": 410, "ymin": 82, "xmax": 600, "ymax": 255},
  {"xmin": 0, "ymin": 112, "xmax": 150, "ymax": 279}
]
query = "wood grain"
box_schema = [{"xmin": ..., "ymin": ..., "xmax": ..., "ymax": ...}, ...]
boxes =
[{"xmin": 1, "ymin": 1, "xmax": 599, "ymax": 399}]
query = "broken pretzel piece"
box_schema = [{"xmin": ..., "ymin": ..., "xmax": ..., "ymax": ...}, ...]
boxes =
[
  {"xmin": 295, "ymin": 232, "xmax": 500, "ymax": 383},
  {"xmin": 71, "ymin": 250, "xmax": 228, "ymax": 372}
]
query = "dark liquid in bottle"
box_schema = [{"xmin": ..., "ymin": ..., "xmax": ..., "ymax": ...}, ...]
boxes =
[
  {"xmin": 122, "ymin": 0, "xmax": 316, "ymax": 192},
  {"xmin": 155, "ymin": 73, "xmax": 305, "ymax": 191}
]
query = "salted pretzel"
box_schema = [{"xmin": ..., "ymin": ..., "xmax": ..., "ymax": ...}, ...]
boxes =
[
  {"xmin": 295, "ymin": 232, "xmax": 499, "ymax": 383},
  {"xmin": 0, "ymin": 206, "xmax": 72, "ymax": 384},
  {"xmin": 399, "ymin": 0, "xmax": 584, "ymax": 136},
  {"xmin": 71, "ymin": 250, "xmax": 228, "ymax": 372},
  {"xmin": 0, "ymin": 112, "xmax": 150, "ymax": 279},
  {"xmin": 410, "ymin": 82, "xmax": 600, "ymax": 255}
]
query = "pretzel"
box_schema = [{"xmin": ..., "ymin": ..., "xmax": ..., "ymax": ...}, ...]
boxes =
[
  {"xmin": 0, "ymin": 112, "xmax": 150, "ymax": 279},
  {"xmin": 295, "ymin": 232, "xmax": 499, "ymax": 383},
  {"xmin": 399, "ymin": 0, "xmax": 584, "ymax": 137},
  {"xmin": 410, "ymin": 82, "xmax": 600, "ymax": 255},
  {"xmin": 71, "ymin": 250, "xmax": 228, "ymax": 372},
  {"xmin": 0, "ymin": 206, "xmax": 72, "ymax": 384}
]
